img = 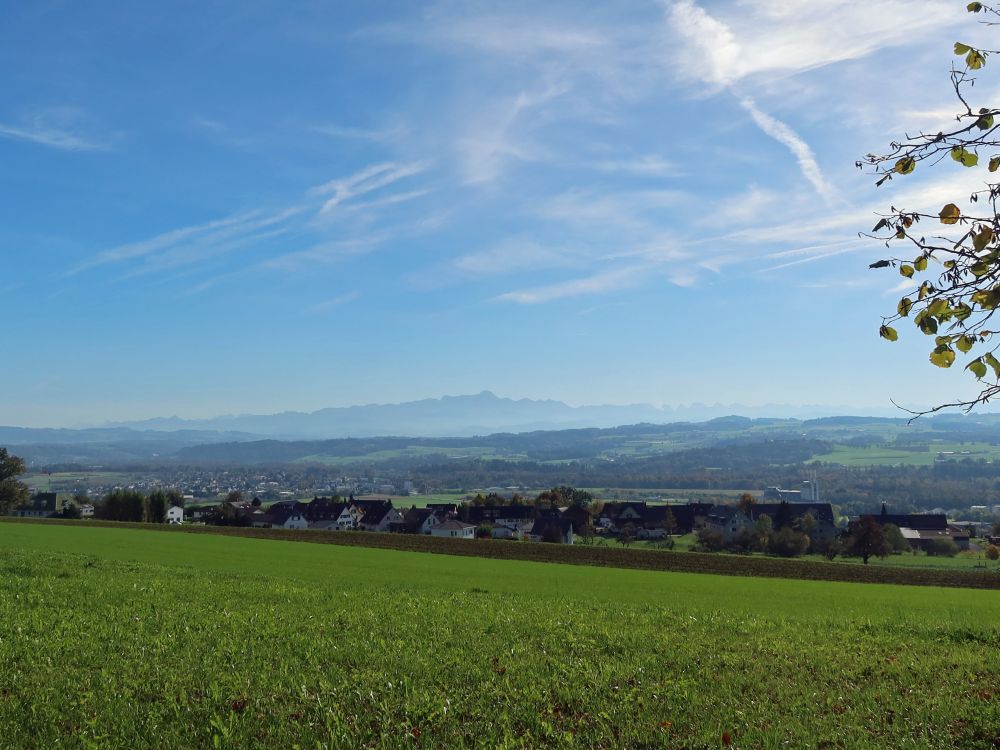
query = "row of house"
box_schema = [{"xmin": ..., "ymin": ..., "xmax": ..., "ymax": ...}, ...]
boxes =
[
  {"xmin": 192, "ymin": 496, "xmax": 577, "ymax": 543},
  {"xmin": 595, "ymin": 499, "xmax": 971, "ymax": 551}
]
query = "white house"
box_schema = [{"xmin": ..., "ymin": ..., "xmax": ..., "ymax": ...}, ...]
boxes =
[
  {"xmin": 165, "ymin": 505, "xmax": 184, "ymax": 525},
  {"xmin": 283, "ymin": 512, "xmax": 310, "ymax": 530},
  {"xmin": 430, "ymin": 520, "xmax": 476, "ymax": 539},
  {"xmin": 490, "ymin": 518, "xmax": 534, "ymax": 540},
  {"xmin": 361, "ymin": 506, "xmax": 403, "ymax": 532}
]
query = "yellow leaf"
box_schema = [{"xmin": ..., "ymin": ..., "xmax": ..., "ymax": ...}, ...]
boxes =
[{"xmin": 939, "ymin": 203, "xmax": 961, "ymax": 224}]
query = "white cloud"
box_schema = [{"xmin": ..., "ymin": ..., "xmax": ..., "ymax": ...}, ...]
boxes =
[
  {"xmin": 741, "ymin": 97, "xmax": 837, "ymax": 203},
  {"xmin": 495, "ymin": 266, "xmax": 645, "ymax": 304},
  {"xmin": 668, "ymin": 0, "xmax": 958, "ymax": 88},
  {"xmin": 587, "ymin": 155, "xmax": 679, "ymax": 177},
  {"xmin": 454, "ymin": 240, "xmax": 574, "ymax": 276},
  {"xmin": 311, "ymin": 161, "xmax": 427, "ymax": 213},
  {"xmin": 0, "ymin": 108, "xmax": 110, "ymax": 151}
]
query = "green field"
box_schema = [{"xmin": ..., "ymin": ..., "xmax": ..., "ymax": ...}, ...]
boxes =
[
  {"xmin": 811, "ymin": 441, "xmax": 1000, "ymax": 466},
  {"xmin": 23, "ymin": 471, "xmax": 130, "ymax": 492},
  {"xmin": 1, "ymin": 523, "xmax": 999, "ymax": 748}
]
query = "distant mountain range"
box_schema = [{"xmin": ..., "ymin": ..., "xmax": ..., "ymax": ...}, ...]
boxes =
[{"xmin": 101, "ymin": 391, "xmax": 890, "ymax": 440}]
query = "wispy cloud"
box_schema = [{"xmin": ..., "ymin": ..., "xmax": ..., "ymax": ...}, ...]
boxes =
[
  {"xmin": 454, "ymin": 239, "xmax": 575, "ymax": 276},
  {"xmin": 307, "ymin": 291, "xmax": 361, "ymax": 314},
  {"xmin": 68, "ymin": 161, "xmax": 431, "ymax": 284},
  {"xmin": 668, "ymin": 0, "xmax": 958, "ymax": 88},
  {"xmin": 311, "ymin": 161, "xmax": 427, "ymax": 214},
  {"xmin": 314, "ymin": 123, "xmax": 405, "ymax": 142},
  {"xmin": 0, "ymin": 108, "xmax": 110, "ymax": 152},
  {"xmin": 259, "ymin": 236, "xmax": 388, "ymax": 272},
  {"xmin": 741, "ymin": 97, "xmax": 837, "ymax": 203},
  {"xmin": 587, "ymin": 155, "xmax": 678, "ymax": 177},
  {"xmin": 495, "ymin": 265, "xmax": 646, "ymax": 304}
]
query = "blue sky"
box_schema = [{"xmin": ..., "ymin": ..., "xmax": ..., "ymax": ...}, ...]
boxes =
[{"xmin": 2, "ymin": 0, "xmax": 995, "ymax": 426}]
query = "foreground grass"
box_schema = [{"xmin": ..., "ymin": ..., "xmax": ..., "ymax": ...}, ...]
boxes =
[{"xmin": 1, "ymin": 524, "xmax": 1000, "ymax": 749}]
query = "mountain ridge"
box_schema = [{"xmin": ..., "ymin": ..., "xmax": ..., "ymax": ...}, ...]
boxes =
[{"xmin": 102, "ymin": 391, "xmax": 886, "ymax": 439}]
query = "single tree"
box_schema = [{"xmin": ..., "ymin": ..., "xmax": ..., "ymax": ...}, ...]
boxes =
[
  {"xmin": 736, "ymin": 492, "xmax": 757, "ymax": 514},
  {"xmin": 769, "ymin": 526, "xmax": 811, "ymax": 558},
  {"xmin": 985, "ymin": 543, "xmax": 1000, "ymax": 560},
  {"xmin": 661, "ymin": 506, "xmax": 678, "ymax": 538},
  {"xmin": 882, "ymin": 523, "xmax": 911, "ymax": 554},
  {"xmin": 863, "ymin": 3, "xmax": 1000, "ymax": 414},
  {"xmin": 846, "ymin": 517, "xmax": 892, "ymax": 565},
  {"xmin": 618, "ymin": 522, "xmax": 636, "ymax": 547},
  {"xmin": 0, "ymin": 448, "xmax": 30, "ymax": 514}
]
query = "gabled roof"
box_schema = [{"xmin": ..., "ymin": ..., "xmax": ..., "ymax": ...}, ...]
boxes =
[
  {"xmin": 749, "ymin": 502, "xmax": 835, "ymax": 524},
  {"xmin": 361, "ymin": 505, "xmax": 398, "ymax": 525},
  {"xmin": 866, "ymin": 512, "xmax": 947, "ymax": 531},
  {"xmin": 435, "ymin": 519, "xmax": 475, "ymax": 531},
  {"xmin": 465, "ymin": 504, "xmax": 536, "ymax": 523},
  {"xmin": 529, "ymin": 517, "xmax": 573, "ymax": 537}
]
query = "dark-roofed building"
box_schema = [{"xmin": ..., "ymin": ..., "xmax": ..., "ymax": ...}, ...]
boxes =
[
  {"xmin": 858, "ymin": 505, "xmax": 965, "ymax": 551},
  {"xmin": 360, "ymin": 503, "xmax": 403, "ymax": 532},
  {"xmin": 597, "ymin": 501, "xmax": 710, "ymax": 538},
  {"xmin": 464, "ymin": 504, "xmax": 536, "ymax": 524},
  {"xmin": 527, "ymin": 515, "xmax": 575, "ymax": 544},
  {"xmin": 14, "ymin": 493, "xmax": 60, "ymax": 518},
  {"xmin": 396, "ymin": 507, "xmax": 440, "ymax": 534}
]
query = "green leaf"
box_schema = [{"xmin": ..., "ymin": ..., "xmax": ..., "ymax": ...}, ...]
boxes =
[
  {"xmin": 930, "ymin": 346, "xmax": 956, "ymax": 368},
  {"xmin": 972, "ymin": 261, "xmax": 990, "ymax": 276},
  {"xmin": 968, "ymin": 49, "xmax": 987, "ymax": 70},
  {"xmin": 897, "ymin": 297, "xmax": 913, "ymax": 316},
  {"xmin": 939, "ymin": 203, "xmax": 961, "ymax": 224},
  {"xmin": 894, "ymin": 157, "xmax": 916, "ymax": 175},
  {"xmin": 928, "ymin": 299, "xmax": 950, "ymax": 317},
  {"xmin": 956, "ymin": 42, "xmax": 972, "ymax": 55},
  {"xmin": 918, "ymin": 315, "xmax": 939, "ymax": 335},
  {"xmin": 968, "ymin": 358, "xmax": 988, "ymax": 379},
  {"xmin": 990, "ymin": 156, "xmax": 1000, "ymax": 173},
  {"xmin": 977, "ymin": 114, "xmax": 995, "ymax": 130},
  {"xmin": 969, "ymin": 2, "xmax": 984, "ymax": 11},
  {"xmin": 899, "ymin": 264, "xmax": 915, "ymax": 278},
  {"xmin": 870, "ymin": 259, "xmax": 891, "ymax": 269},
  {"xmin": 961, "ymin": 149, "xmax": 979, "ymax": 167},
  {"xmin": 974, "ymin": 227, "xmax": 995, "ymax": 252},
  {"xmin": 880, "ymin": 325, "xmax": 898, "ymax": 341},
  {"xmin": 957, "ymin": 335, "xmax": 976, "ymax": 353},
  {"xmin": 914, "ymin": 255, "xmax": 928, "ymax": 272},
  {"xmin": 985, "ymin": 352, "xmax": 1000, "ymax": 378}
]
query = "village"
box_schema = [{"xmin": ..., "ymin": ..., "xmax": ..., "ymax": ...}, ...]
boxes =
[{"xmin": 12, "ymin": 483, "xmax": 993, "ymax": 560}]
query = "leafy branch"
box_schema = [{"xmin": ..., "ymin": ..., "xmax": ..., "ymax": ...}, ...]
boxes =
[{"xmin": 861, "ymin": 2, "xmax": 1000, "ymax": 415}]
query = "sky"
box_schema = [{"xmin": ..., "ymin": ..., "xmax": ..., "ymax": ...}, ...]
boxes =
[{"xmin": 2, "ymin": 0, "xmax": 997, "ymax": 427}]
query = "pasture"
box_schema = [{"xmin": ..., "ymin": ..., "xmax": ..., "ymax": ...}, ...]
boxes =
[
  {"xmin": 1, "ymin": 523, "xmax": 999, "ymax": 748},
  {"xmin": 810, "ymin": 441, "xmax": 1000, "ymax": 466}
]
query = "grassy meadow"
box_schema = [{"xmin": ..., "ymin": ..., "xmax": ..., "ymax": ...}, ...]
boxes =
[
  {"xmin": 809, "ymin": 441, "xmax": 1000, "ymax": 467},
  {"xmin": 1, "ymin": 523, "xmax": 999, "ymax": 749}
]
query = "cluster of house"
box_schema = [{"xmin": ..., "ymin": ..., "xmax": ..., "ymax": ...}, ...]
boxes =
[
  {"xmin": 186, "ymin": 496, "xmax": 580, "ymax": 542},
  {"xmin": 597, "ymin": 499, "xmax": 972, "ymax": 551},
  {"xmin": 12, "ymin": 490, "xmax": 976, "ymax": 552},
  {"xmin": 13, "ymin": 493, "xmax": 94, "ymax": 519}
]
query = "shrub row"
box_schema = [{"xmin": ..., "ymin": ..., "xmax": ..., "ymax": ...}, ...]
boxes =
[{"xmin": 4, "ymin": 517, "xmax": 1000, "ymax": 590}]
